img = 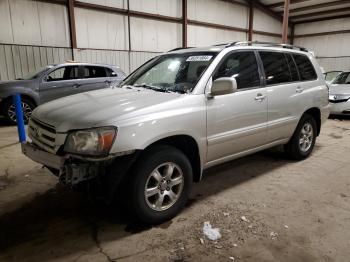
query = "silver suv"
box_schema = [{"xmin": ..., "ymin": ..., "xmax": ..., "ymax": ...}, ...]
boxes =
[
  {"xmin": 22, "ymin": 42, "xmax": 330, "ymax": 224},
  {"xmin": 0, "ymin": 62, "xmax": 125, "ymax": 124}
]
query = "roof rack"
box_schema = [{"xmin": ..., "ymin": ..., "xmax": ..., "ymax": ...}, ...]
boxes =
[
  {"xmin": 168, "ymin": 47, "xmax": 194, "ymax": 52},
  {"xmin": 225, "ymin": 41, "xmax": 309, "ymax": 52}
]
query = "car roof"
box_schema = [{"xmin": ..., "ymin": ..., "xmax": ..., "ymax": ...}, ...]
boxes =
[{"xmin": 49, "ymin": 62, "xmax": 121, "ymax": 68}]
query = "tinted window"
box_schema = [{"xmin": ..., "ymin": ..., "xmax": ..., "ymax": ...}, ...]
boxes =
[
  {"xmin": 106, "ymin": 68, "xmax": 118, "ymax": 77},
  {"xmin": 47, "ymin": 66, "xmax": 79, "ymax": 81},
  {"xmin": 260, "ymin": 52, "xmax": 291, "ymax": 85},
  {"xmin": 286, "ymin": 53, "xmax": 299, "ymax": 81},
  {"xmin": 83, "ymin": 66, "xmax": 107, "ymax": 78},
  {"xmin": 214, "ymin": 51, "xmax": 260, "ymax": 89},
  {"xmin": 292, "ymin": 54, "xmax": 317, "ymax": 81}
]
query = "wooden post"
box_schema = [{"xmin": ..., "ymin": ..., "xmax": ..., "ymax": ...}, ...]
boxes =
[
  {"xmin": 282, "ymin": 0, "xmax": 290, "ymax": 44},
  {"xmin": 182, "ymin": 0, "xmax": 187, "ymax": 47},
  {"xmin": 248, "ymin": 2, "xmax": 254, "ymax": 41}
]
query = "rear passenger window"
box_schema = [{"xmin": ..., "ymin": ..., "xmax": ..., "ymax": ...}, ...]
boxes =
[
  {"xmin": 83, "ymin": 66, "xmax": 107, "ymax": 78},
  {"xmin": 292, "ymin": 54, "xmax": 317, "ymax": 81},
  {"xmin": 214, "ymin": 51, "xmax": 260, "ymax": 89},
  {"xmin": 286, "ymin": 54, "xmax": 299, "ymax": 81},
  {"xmin": 259, "ymin": 52, "xmax": 291, "ymax": 85}
]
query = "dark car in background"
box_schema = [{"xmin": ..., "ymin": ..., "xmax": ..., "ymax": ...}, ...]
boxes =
[{"xmin": 0, "ymin": 62, "xmax": 126, "ymax": 124}]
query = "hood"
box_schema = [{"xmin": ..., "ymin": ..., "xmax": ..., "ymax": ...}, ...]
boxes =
[
  {"xmin": 32, "ymin": 87, "xmax": 182, "ymax": 132},
  {"xmin": 329, "ymin": 84, "xmax": 350, "ymax": 95}
]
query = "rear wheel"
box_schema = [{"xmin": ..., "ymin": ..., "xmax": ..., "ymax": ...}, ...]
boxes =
[
  {"xmin": 284, "ymin": 114, "xmax": 317, "ymax": 160},
  {"xmin": 128, "ymin": 145, "xmax": 193, "ymax": 224},
  {"xmin": 3, "ymin": 98, "xmax": 35, "ymax": 125}
]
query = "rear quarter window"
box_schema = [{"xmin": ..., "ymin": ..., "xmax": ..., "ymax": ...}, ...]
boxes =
[{"xmin": 292, "ymin": 54, "xmax": 317, "ymax": 81}]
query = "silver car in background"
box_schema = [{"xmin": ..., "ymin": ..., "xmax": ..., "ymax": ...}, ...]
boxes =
[
  {"xmin": 0, "ymin": 62, "xmax": 126, "ymax": 124},
  {"xmin": 329, "ymin": 71, "xmax": 350, "ymax": 115}
]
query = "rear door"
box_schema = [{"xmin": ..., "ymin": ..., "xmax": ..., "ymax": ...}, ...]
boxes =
[
  {"xmin": 258, "ymin": 51, "xmax": 301, "ymax": 142},
  {"xmin": 39, "ymin": 65, "xmax": 81, "ymax": 104},
  {"xmin": 206, "ymin": 51, "xmax": 268, "ymax": 164},
  {"xmin": 77, "ymin": 65, "xmax": 112, "ymax": 92}
]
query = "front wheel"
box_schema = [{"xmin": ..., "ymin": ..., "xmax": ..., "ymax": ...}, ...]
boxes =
[
  {"xmin": 128, "ymin": 145, "xmax": 193, "ymax": 224},
  {"xmin": 3, "ymin": 98, "xmax": 35, "ymax": 125},
  {"xmin": 284, "ymin": 114, "xmax": 317, "ymax": 160}
]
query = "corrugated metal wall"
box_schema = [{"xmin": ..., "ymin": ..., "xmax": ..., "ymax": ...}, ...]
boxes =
[
  {"xmin": 0, "ymin": 0, "xmax": 291, "ymax": 81},
  {"xmin": 294, "ymin": 18, "xmax": 350, "ymax": 71},
  {"xmin": 0, "ymin": 44, "xmax": 72, "ymax": 81}
]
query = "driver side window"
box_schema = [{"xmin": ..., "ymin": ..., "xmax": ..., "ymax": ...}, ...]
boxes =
[
  {"xmin": 46, "ymin": 66, "xmax": 79, "ymax": 82},
  {"xmin": 214, "ymin": 51, "xmax": 260, "ymax": 89}
]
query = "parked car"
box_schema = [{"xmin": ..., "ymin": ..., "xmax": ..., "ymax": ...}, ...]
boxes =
[
  {"xmin": 0, "ymin": 62, "xmax": 126, "ymax": 124},
  {"xmin": 22, "ymin": 42, "xmax": 330, "ymax": 224},
  {"xmin": 324, "ymin": 70, "xmax": 342, "ymax": 84},
  {"xmin": 328, "ymin": 71, "xmax": 350, "ymax": 115}
]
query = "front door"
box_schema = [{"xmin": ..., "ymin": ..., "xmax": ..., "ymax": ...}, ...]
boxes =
[
  {"xmin": 39, "ymin": 66, "xmax": 81, "ymax": 104},
  {"xmin": 206, "ymin": 51, "xmax": 268, "ymax": 164}
]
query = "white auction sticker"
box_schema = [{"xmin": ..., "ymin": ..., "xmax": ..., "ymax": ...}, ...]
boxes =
[{"xmin": 186, "ymin": 55, "xmax": 213, "ymax": 62}]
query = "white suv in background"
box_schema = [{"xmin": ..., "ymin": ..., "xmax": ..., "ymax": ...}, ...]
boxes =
[{"xmin": 22, "ymin": 42, "xmax": 330, "ymax": 224}]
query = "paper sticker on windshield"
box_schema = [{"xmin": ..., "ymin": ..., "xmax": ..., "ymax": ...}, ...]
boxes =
[{"xmin": 186, "ymin": 56, "xmax": 213, "ymax": 62}]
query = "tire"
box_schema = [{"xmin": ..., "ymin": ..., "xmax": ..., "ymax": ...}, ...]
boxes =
[
  {"xmin": 128, "ymin": 145, "xmax": 193, "ymax": 224},
  {"xmin": 3, "ymin": 98, "xmax": 35, "ymax": 125},
  {"xmin": 284, "ymin": 114, "xmax": 317, "ymax": 160}
]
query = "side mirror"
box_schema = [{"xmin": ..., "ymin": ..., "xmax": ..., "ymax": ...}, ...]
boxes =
[{"xmin": 210, "ymin": 77, "xmax": 237, "ymax": 97}]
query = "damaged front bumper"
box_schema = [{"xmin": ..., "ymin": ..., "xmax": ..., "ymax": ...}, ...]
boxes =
[{"xmin": 22, "ymin": 142, "xmax": 109, "ymax": 186}]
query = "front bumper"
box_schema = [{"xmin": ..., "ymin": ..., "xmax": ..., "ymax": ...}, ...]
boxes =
[
  {"xmin": 329, "ymin": 100, "xmax": 350, "ymax": 115},
  {"xmin": 22, "ymin": 142, "xmax": 101, "ymax": 185}
]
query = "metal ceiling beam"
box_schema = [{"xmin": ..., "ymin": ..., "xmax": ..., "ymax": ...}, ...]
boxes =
[
  {"xmin": 278, "ymin": 0, "xmax": 350, "ymax": 14},
  {"xmin": 294, "ymin": 13, "xmax": 350, "ymax": 24},
  {"xmin": 267, "ymin": 0, "xmax": 311, "ymax": 9},
  {"xmin": 291, "ymin": 7, "xmax": 350, "ymax": 19}
]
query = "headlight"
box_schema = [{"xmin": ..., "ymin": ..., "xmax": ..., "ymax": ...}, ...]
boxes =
[
  {"xmin": 64, "ymin": 127, "xmax": 117, "ymax": 156},
  {"xmin": 329, "ymin": 94, "xmax": 350, "ymax": 101}
]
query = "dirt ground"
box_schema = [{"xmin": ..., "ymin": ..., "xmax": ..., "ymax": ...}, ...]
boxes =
[{"xmin": 0, "ymin": 117, "xmax": 349, "ymax": 262}]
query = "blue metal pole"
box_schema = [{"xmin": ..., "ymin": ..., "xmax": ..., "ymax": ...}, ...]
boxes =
[{"xmin": 13, "ymin": 94, "xmax": 26, "ymax": 143}]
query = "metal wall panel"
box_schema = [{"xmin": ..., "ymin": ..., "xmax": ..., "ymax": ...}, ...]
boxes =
[
  {"xmin": 0, "ymin": 44, "xmax": 72, "ymax": 81},
  {"xmin": 188, "ymin": 25, "xmax": 247, "ymax": 47},
  {"xmin": 295, "ymin": 18, "xmax": 350, "ymax": 35},
  {"xmin": 188, "ymin": 0, "xmax": 248, "ymax": 29},
  {"xmin": 129, "ymin": 51, "xmax": 160, "ymax": 73},
  {"xmin": 0, "ymin": 0, "xmax": 70, "ymax": 47},
  {"xmin": 317, "ymin": 57, "xmax": 350, "ymax": 72},
  {"xmin": 130, "ymin": 0, "xmax": 182, "ymax": 18},
  {"xmin": 130, "ymin": 17, "xmax": 182, "ymax": 52},
  {"xmin": 253, "ymin": 9, "xmax": 282, "ymax": 35},
  {"xmin": 75, "ymin": 7, "xmax": 129, "ymax": 50},
  {"xmin": 252, "ymin": 34, "xmax": 281, "ymax": 43}
]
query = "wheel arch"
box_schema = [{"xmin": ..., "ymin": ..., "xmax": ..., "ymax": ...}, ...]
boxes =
[
  {"xmin": 142, "ymin": 135, "xmax": 202, "ymax": 183},
  {"xmin": 303, "ymin": 107, "xmax": 321, "ymax": 136}
]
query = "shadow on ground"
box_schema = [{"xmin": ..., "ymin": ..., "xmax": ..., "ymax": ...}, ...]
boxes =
[{"xmin": 0, "ymin": 143, "xmax": 305, "ymax": 261}]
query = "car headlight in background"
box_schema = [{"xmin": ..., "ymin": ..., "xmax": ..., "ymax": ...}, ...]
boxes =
[
  {"xmin": 64, "ymin": 127, "xmax": 117, "ymax": 156},
  {"xmin": 329, "ymin": 94, "xmax": 350, "ymax": 101}
]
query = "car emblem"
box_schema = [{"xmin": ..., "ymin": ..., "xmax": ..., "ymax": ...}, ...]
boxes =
[{"xmin": 333, "ymin": 95, "xmax": 337, "ymax": 100}]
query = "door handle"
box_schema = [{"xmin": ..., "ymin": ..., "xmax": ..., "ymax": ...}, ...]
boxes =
[
  {"xmin": 73, "ymin": 84, "xmax": 80, "ymax": 88},
  {"xmin": 296, "ymin": 87, "xmax": 304, "ymax": 93},
  {"xmin": 254, "ymin": 93, "xmax": 266, "ymax": 102}
]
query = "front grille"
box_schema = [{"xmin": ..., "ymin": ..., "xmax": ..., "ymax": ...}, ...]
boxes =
[{"xmin": 28, "ymin": 118, "xmax": 58, "ymax": 153}]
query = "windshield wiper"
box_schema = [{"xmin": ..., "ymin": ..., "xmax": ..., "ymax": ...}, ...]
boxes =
[{"xmin": 134, "ymin": 84, "xmax": 172, "ymax": 93}]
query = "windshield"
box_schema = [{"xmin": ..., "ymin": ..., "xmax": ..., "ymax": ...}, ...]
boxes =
[
  {"xmin": 332, "ymin": 72, "xmax": 350, "ymax": 84},
  {"xmin": 122, "ymin": 52, "xmax": 217, "ymax": 93},
  {"xmin": 324, "ymin": 71, "xmax": 342, "ymax": 82},
  {"xmin": 21, "ymin": 66, "xmax": 53, "ymax": 80}
]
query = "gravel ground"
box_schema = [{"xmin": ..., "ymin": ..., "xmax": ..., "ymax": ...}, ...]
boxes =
[{"xmin": 0, "ymin": 117, "xmax": 349, "ymax": 262}]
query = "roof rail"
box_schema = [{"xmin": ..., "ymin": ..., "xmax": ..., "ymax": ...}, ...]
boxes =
[
  {"xmin": 225, "ymin": 41, "xmax": 309, "ymax": 52},
  {"xmin": 168, "ymin": 47, "xmax": 194, "ymax": 52}
]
